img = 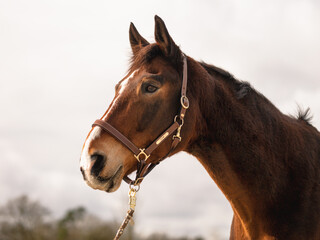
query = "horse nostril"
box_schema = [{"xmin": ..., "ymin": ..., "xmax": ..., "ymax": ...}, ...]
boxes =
[
  {"xmin": 90, "ymin": 153, "xmax": 106, "ymax": 177},
  {"xmin": 80, "ymin": 167, "xmax": 86, "ymax": 180}
]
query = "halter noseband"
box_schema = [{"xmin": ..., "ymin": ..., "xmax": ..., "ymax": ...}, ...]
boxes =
[{"xmin": 92, "ymin": 54, "xmax": 189, "ymax": 186}]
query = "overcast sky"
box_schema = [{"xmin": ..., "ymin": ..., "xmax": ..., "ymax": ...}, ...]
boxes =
[{"xmin": 1, "ymin": 0, "xmax": 319, "ymax": 239}]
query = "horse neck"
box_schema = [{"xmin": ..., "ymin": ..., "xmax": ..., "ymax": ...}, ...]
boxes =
[{"xmin": 185, "ymin": 59, "xmax": 292, "ymax": 238}]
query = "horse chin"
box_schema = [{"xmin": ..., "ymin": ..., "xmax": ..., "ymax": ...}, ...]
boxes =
[
  {"xmin": 105, "ymin": 174, "xmax": 122, "ymax": 193},
  {"xmin": 86, "ymin": 165, "xmax": 123, "ymax": 193}
]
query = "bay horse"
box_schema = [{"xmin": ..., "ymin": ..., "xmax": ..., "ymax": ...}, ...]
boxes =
[{"xmin": 80, "ymin": 16, "xmax": 320, "ymax": 240}]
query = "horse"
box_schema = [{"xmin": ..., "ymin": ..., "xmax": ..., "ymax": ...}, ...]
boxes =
[{"xmin": 80, "ymin": 16, "xmax": 320, "ymax": 240}]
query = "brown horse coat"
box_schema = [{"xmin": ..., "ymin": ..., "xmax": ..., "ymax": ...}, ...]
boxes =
[{"xmin": 80, "ymin": 16, "xmax": 320, "ymax": 240}]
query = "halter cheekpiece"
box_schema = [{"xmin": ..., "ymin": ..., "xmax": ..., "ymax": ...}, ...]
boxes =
[
  {"xmin": 92, "ymin": 54, "xmax": 189, "ymax": 186},
  {"xmin": 91, "ymin": 54, "xmax": 189, "ymax": 240}
]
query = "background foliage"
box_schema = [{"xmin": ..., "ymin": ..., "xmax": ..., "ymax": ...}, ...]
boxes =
[{"xmin": 0, "ymin": 195, "xmax": 213, "ymax": 240}]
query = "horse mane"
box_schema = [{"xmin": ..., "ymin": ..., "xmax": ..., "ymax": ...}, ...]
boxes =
[
  {"xmin": 294, "ymin": 106, "xmax": 313, "ymax": 125},
  {"xmin": 199, "ymin": 61, "xmax": 251, "ymax": 99},
  {"xmin": 199, "ymin": 62, "xmax": 315, "ymax": 126}
]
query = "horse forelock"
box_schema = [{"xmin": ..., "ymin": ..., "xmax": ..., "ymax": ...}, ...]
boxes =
[
  {"xmin": 128, "ymin": 44, "xmax": 160, "ymax": 73},
  {"xmin": 128, "ymin": 43, "xmax": 184, "ymax": 77}
]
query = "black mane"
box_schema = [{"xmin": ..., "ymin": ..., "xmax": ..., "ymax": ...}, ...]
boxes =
[
  {"xmin": 295, "ymin": 106, "xmax": 313, "ymax": 125},
  {"xmin": 199, "ymin": 61, "xmax": 251, "ymax": 99},
  {"xmin": 200, "ymin": 62, "xmax": 315, "ymax": 125}
]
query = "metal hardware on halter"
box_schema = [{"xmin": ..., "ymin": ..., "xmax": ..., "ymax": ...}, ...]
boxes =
[
  {"xmin": 173, "ymin": 125, "xmax": 182, "ymax": 142},
  {"xmin": 156, "ymin": 132, "xmax": 169, "ymax": 145},
  {"xmin": 173, "ymin": 115, "xmax": 184, "ymax": 142},
  {"xmin": 174, "ymin": 115, "xmax": 184, "ymax": 125},
  {"xmin": 181, "ymin": 95, "xmax": 189, "ymax": 109},
  {"xmin": 134, "ymin": 148, "xmax": 150, "ymax": 162},
  {"xmin": 128, "ymin": 188, "xmax": 137, "ymax": 210},
  {"xmin": 130, "ymin": 178, "xmax": 143, "ymax": 189}
]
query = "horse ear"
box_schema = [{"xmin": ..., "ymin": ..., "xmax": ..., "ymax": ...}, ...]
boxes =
[
  {"xmin": 129, "ymin": 23, "xmax": 149, "ymax": 55},
  {"xmin": 154, "ymin": 15, "xmax": 180, "ymax": 58}
]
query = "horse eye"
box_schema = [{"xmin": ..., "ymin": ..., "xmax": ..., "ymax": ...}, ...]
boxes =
[{"xmin": 145, "ymin": 84, "xmax": 158, "ymax": 93}]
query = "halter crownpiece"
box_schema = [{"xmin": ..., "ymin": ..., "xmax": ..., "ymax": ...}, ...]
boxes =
[{"xmin": 92, "ymin": 53, "xmax": 189, "ymax": 185}]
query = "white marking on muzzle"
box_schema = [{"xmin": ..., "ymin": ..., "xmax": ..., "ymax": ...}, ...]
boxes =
[
  {"xmin": 80, "ymin": 127, "xmax": 101, "ymax": 170},
  {"xmin": 80, "ymin": 69, "xmax": 138, "ymax": 171}
]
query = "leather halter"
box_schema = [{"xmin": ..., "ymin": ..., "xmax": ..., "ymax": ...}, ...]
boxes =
[{"xmin": 92, "ymin": 54, "xmax": 189, "ymax": 185}]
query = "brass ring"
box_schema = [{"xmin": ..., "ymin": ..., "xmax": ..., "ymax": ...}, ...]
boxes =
[
  {"xmin": 180, "ymin": 96, "xmax": 189, "ymax": 109},
  {"xmin": 129, "ymin": 183, "xmax": 140, "ymax": 192},
  {"xmin": 174, "ymin": 115, "xmax": 184, "ymax": 126}
]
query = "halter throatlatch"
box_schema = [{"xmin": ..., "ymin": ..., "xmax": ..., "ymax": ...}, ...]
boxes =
[{"xmin": 92, "ymin": 54, "xmax": 189, "ymax": 240}]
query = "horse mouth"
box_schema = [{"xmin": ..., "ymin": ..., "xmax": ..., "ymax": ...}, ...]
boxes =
[
  {"xmin": 87, "ymin": 165, "xmax": 123, "ymax": 193},
  {"xmin": 100, "ymin": 165, "xmax": 123, "ymax": 192}
]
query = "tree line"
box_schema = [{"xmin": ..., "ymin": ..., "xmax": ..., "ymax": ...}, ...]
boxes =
[{"xmin": 0, "ymin": 195, "xmax": 207, "ymax": 240}]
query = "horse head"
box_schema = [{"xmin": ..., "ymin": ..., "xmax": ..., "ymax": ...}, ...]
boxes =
[{"xmin": 80, "ymin": 16, "xmax": 196, "ymax": 192}]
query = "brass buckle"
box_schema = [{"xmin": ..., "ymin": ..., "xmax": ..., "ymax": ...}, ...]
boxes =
[
  {"xmin": 134, "ymin": 148, "xmax": 150, "ymax": 162},
  {"xmin": 180, "ymin": 95, "xmax": 189, "ymax": 109}
]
